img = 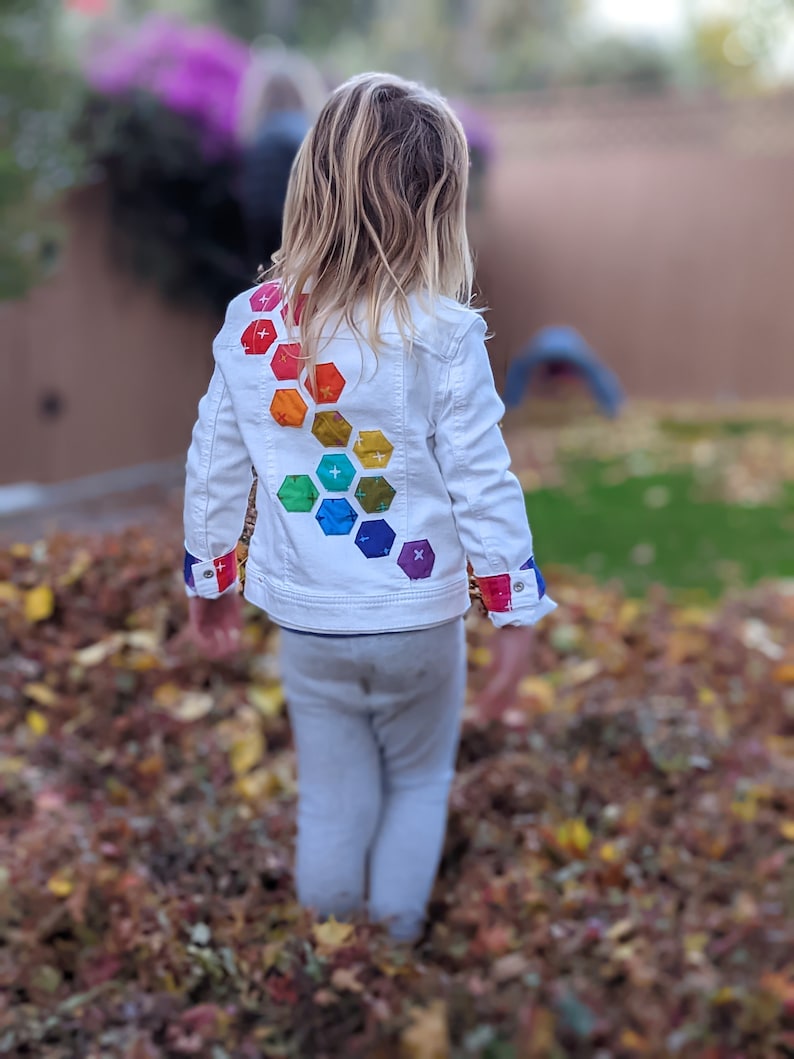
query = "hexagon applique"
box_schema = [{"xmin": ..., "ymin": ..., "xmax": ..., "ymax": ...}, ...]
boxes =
[
  {"xmin": 353, "ymin": 430, "xmax": 394, "ymax": 470},
  {"xmin": 306, "ymin": 363, "xmax": 346, "ymax": 404},
  {"xmin": 315, "ymin": 499, "xmax": 357, "ymax": 536},
  {"xmin": 281, "ymin": 294, "xmax": 307, "ymax": 326},
  {"xmin": 249, "ymin": 281, "xmax": 281, "ymax": 313},
  {"xmin": 355, "ymin": 520, "xmax": 396, "ymax": 558},
  {"xmin": 241, "ymin": 319, "xmax": 278, "ymax": 356},
  {"xmin": 312, "ymin": 411, "xmax": 353, "ymax": 448},
  {"xmin": 354, "ymin": 476, "xmax": 395, "ymax": 514},
  {"xmin": 316, "ymin": 454, "xmax": 356, "ymax": 492},
  {"xmin": 277, "ymin": 475, "xmax": 319, "ymax": 513},
  {"xmin": 271, "ymin": 343, "xmax": 302, "ymax": 381},
  {"xmin": 270, "ymin": 389, "xmax": 308, "ymax": 428},
  {"xmin": 397, "ymin": 539, "xmax": 435, "ymax": 580}
]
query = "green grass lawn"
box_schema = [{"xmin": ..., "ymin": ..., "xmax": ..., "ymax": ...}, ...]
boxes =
[{"xmin": 525, "ymin": 461, "xmax": 794, "ymax": 597}]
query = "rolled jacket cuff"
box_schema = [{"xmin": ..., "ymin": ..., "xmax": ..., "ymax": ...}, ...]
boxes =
[
  {"xmin": 476, "ymin": 557, "xmax": 557, "ymax": 626},
  {"xmin": 184, "ymin": 547, "xmax": 239, "ymax": 599}
]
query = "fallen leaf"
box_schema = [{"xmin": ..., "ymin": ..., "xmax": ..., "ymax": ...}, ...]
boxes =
[
  {"xmin": 331, "ymin": 967, "xmax": 365, "ymax": 993},
  {"xmin": 248, "ymin": 684, "xmax": 284, "ymax": 718},
  {"xmin": 313, "ymin": 917, "xmax": 354, "ymax": 950},
  {"xmin": 24, "ymin": 585, "xmax": 55, "ymax": 623},
  {"xmin": 773, "ymin": 664, "xmax": 794, "ymax": 684},
  {"xmin": 26, "ymin": 709, "xmax": 49, "ymax": 736},
  {"xmin": 172, "ymin": 692, "xmax": 215, "ymax": 723},
  {"xmin": 0, "ymin": 582, "xmax": 20, "ymax": 604},
  {"xmin": 556, "ymin": 818, "xmax": 592, "ymax": 856},
  {"xmin": 401, "ymin": 1000, "xmax": 449, "ymax": 1059},
  {"xmin": 23, "ymin": 682, "xmax": 58, "ymax": 707},
  {"xmin": 779, "ymin": 820, "xmax": 794, "ymax": 841},
  {"xmin": 229, "ymin": 727, "xmax": 265, "ymax": 776},
  {"xmin": 73, "ymin": 635, "xmax": 125, "ymax": 667},
  {"xmin": 47, "ymin": 872, "xmax": 73, "ymax": 898}
]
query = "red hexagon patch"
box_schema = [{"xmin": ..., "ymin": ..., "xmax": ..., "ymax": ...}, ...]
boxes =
[
  {"xmin": 241, "ymin": 319, "xmax": 278, "ymax": 356},
  {"xmin": 306, "ymin": 363, "xmax": 346, "ymax": 404},
  {"xmin": 271, "ymin": 343, "xmax": 302, "ymax": 381},
  {"xmin": 281, "ymin": 294, "xmax": 308, "ymax": 327}
]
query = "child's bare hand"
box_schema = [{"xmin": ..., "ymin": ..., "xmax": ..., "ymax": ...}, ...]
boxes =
[
  {"xmin": 187, "ymin": 593, "xmax": 243, "ymax": 661},
  {"xmin": 476, "ymin": 625, "xmax": 533, "ymax": 722}
]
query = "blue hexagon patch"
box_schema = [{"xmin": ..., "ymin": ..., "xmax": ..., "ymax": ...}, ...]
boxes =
[
  {"xmin": 316, "ymin": 498, "xmax": 358, "ymax": 536},
  {"xmin": 355, "ymin": 519, "xmax": 396, "ymax": 558}
]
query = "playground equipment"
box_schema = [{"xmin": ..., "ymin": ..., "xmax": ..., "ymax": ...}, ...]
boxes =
[{"xmin": 503, "ymin": 325, "xmax": 625, "ymax": 418}]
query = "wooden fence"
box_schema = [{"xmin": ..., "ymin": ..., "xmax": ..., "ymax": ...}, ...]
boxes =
[{"xmin": 2, "ymin": 90, "xmax": 794, "ymax": 485}]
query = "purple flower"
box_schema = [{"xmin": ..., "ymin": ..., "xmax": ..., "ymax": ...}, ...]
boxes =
[
  {"xmin": 85, "ymin": 15, "xmax": 251, "ymax": 151},
  {"xmin": 451, "ymin": 99, "xmax": 496, "ymax": 163}
]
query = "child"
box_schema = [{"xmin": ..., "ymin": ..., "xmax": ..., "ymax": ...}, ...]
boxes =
[{"xmin": 183, "ymin": 72, "xmax": 556, "ymax": 942}]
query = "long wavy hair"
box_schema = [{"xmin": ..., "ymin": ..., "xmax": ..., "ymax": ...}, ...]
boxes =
[{"xmin": 269, "ymin": 72, "xmax": 473, "ymax": 363}]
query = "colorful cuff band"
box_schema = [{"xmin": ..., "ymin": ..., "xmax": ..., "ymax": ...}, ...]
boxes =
[{"xmin": 184, "ymin": 548, "xmax": 238, "ymax": 594}]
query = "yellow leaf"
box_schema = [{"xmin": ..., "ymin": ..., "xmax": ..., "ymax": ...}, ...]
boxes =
[
  {"xmin": 599, "ymin": 842, "xmax": 620, "ymax": 863},
  {"xmin": 46, "ymin": 872, "xmax": 73, "ymax": 898},
  {"xmin": 229, "ymin": 727, "xmax": 265, "ymax": 776},
  {"xmin": 712, "ymin": 986, "xmax": 736, "ymax": 1006},
  {"xmin": 712, "ymin": 706, "xmax": 731, "ymax": 741},
  {"xmin": 26, "ymin": 710, "xmax": 48, "ymax": 736},
  {"xmin": 567, "ymin": 659, "xmax": 601, "ymax": 686},
  {"xmin": 248, "ymin": 684, "xmax": 284, "ymax": 718},
  {"xmin": 556, "ymin": 817, "xmax": 592, "ymax": 855},
  {"xmin": 23, "ymin": 682, "xmax": 58, "ymax": 707},
  {"xmin": 235, "ymin": 767, "xmax": 279, "ymax": 803},
  {"xmin": 684, "ymin": 931, "xmax": 708, "ymax": 955},
  {"xmin": 57, "ymin": 550, "xmax": 92, "ymax": 587},
  {"xmin": 518, "ymin": 676, "xmax": 555, "ymax": 711},
  {"xmin": 400, "ymin": 1001, "xmax": 449, "ymax": 1059},
  {"xmin": 24, "ymin": 585, "xmax": 54, "ymax": 623},
  {"xmin": 468, "ymin": 646, "xmax": 492, "ymax": 668},
  {"xmin": 0, "ymin": 582, "xmax": 20, "ymax": 605},
  {"xmin": 779, "ymin": 820, "xmax": 794, "ymax": 841},
  {"xmin": 312, "ymin": 916, "xmax": 355, "ymax": 950},
  {"xmin": 173, "ymin": 692, "xmax": 214, "ymax": 722},
  {"xmin": 153, "ymin": 682, "xmax": 182, "ymax": 707},
  {"xmin": 620, "ymin": 1029, "xmax": 649, "ymax": 1051},
  {"xmin": 698, "ymin": 687, "xmax": 717, "ymax": 706},
  {"xmin": 773, "ymin": 663, "xmax": 794, "ymax": 685},
  {"xmin": 731, "ymin": 799, "xmax": 758, "ymax": 822},
  {"xmin": 9, "ymin": 543, "xmax": 30, "ymax": 559},
  {"xmin": 73, "ymin": 635, "xmax": 124, "ymax": 667},
  {"xmin": 617, "ymin": 599, "xmax": 640, "ymax": 629}
]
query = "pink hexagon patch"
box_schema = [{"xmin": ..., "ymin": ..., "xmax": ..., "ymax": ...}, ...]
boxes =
[
  {"xmin": 241, "ymin": 319, "xmax": 278, "ymax": 356},
  {"xmin": 271, "ymin": 342, "xmax": 302, "ymax": 381},
  {"xmin": 397, "ymin": 539, "xmax": 435, "ymax": 580},
  {"xmin": 249, "ymin": 282, "xmax": 282, "ymax": 313},
  {"xmin": 306, "ymin": 363, "xmax": 346, "ymax": 404}
]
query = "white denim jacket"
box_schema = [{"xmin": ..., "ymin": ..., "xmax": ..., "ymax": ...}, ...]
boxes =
[{"xmin": 183, "ymin": 282, "xmax": 556, "ymax": 633}]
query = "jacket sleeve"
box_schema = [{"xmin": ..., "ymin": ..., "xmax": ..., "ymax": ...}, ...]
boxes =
[
  {"xmin": 183, "ymin": 356, "xmax": 254, "ymax": 599},
  {"xmin": 433, "ymin": 314, "xmax": 557, "ymax": 627}
]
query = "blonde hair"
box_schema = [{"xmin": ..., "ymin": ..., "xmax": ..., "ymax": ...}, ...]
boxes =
[{"xmin": 270, "ymin": 72, "xmax": 474, "ymax": 363}]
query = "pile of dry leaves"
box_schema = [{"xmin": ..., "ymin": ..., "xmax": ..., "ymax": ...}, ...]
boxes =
[{"xmin": 1, "ymin": 529, "xmax": 793, "ymax": 1058}]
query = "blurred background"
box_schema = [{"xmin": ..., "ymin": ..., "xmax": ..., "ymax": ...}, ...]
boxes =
[{"xmin": 1, "ymin": 0, "xmax": 793, "ymax": 593}]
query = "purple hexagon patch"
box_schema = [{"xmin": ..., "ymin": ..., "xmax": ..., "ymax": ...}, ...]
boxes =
[
  {"xmin": 397, "ymin": 539, "xmax": 435, "ymax": 580},
  {"xmin": 355, "ymin": 520, "xmax": 396, "ymax": 559}
]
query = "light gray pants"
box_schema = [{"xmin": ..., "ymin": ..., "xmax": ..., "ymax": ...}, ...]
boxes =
[{"xmin": 280, "ymin": 618, "xmax": 466, "ymax": 941}]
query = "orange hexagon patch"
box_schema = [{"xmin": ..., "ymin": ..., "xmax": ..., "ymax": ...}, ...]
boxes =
[{"xmin": 270, "ymin": 389, "xmax": 308, "ymax": 428}]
